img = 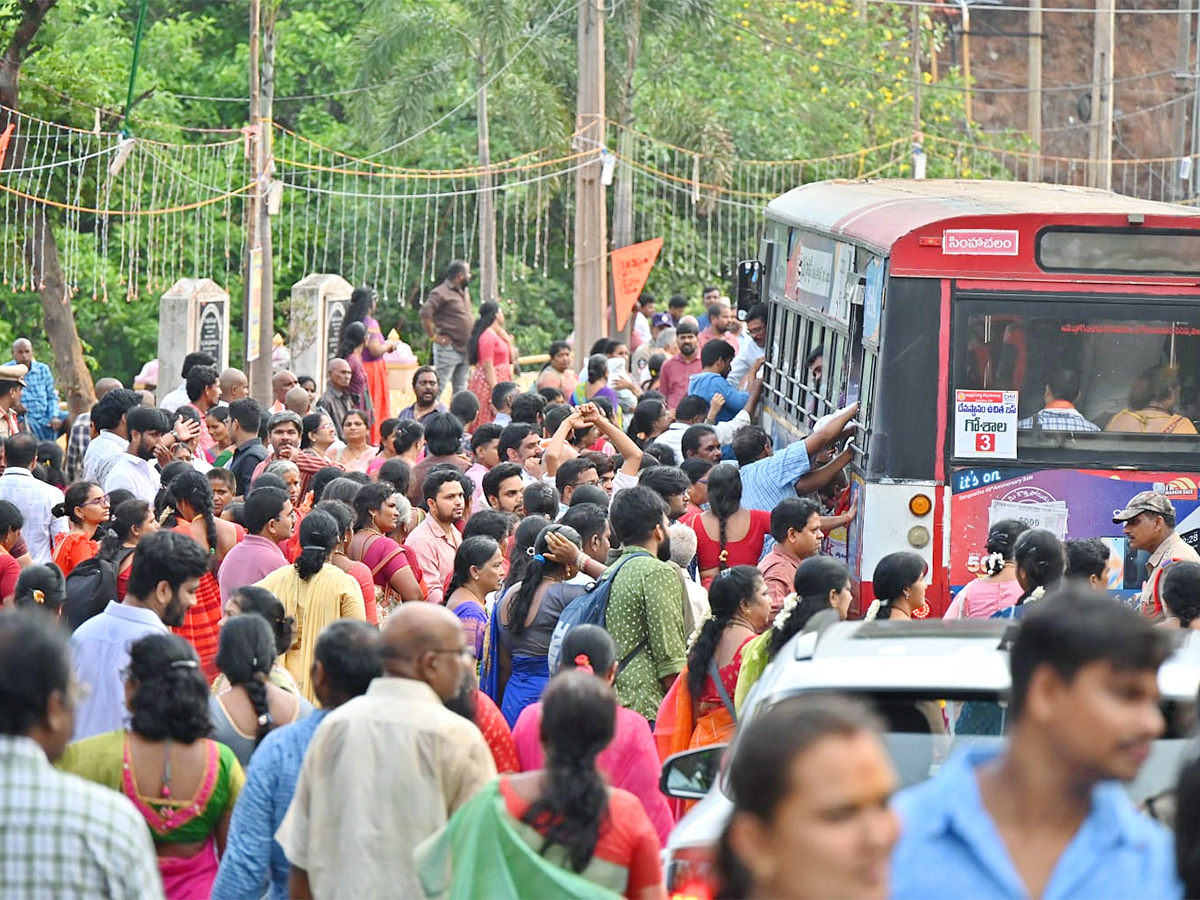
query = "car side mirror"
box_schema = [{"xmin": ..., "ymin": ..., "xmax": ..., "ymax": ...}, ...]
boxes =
[
  {"xmin": 736, "ymin": 259, "xmax": 762, "ymax": 320},
  {"xmin": 660, "ymin": 745, "xmax": 728, "ymax": 800}
]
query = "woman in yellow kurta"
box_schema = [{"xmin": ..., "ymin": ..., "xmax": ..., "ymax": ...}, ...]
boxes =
[{"xmin": 254, "ymin": 509, "xmax": 365, "ymax": 702}]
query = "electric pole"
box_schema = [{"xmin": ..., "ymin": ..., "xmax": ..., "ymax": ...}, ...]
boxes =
[
  {"xmin": 1173, "ymin": 0, "xmax": 1192, "ymax": 201},
  {"xmin": 1088, "ymin": 0, "xmax": 1115, "ymax": 191},
  {"xmin": 573, "ymin": 0, "xmax": 607, "ymax": 358},
  {"xmin": 246, "ymin": 0, "xmax": 277, "ymax": 405},
  {"xmin": 1028, "ymin": 0, "xmax": 1042, "ymax": 182}
]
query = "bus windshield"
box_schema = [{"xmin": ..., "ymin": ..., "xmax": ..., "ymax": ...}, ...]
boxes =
[{"xmin": 954, "ymin": 294, "xmax": 1200, "ymax": 461}]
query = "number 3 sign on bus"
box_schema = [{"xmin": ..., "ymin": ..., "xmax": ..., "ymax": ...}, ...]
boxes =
[{"xmin": 954, "ymin": 390, "xmax": 1018, "ymax": 459}]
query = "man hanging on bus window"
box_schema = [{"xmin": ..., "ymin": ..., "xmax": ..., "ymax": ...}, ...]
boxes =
[
  {"xmin": 686, "ymin": 341, "xmax": 758, "ymax": 424},
  {"xmin": 733, "ymin": 404, "xmax": 858, "ymax": 514},
  {"xmin": 1113, "ymin": 490, "xmax": 1200, "ymax": 620},
  {"xmin": 1017, "ymin": 368, "xmax": 1100, "ymax": 433},
  {"xmin": 728, "ymin": 304, "xmax": 767, "ymax": 390}
]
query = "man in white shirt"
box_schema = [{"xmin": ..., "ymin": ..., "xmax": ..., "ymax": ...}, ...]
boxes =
[
  {"xmin": 70, "ymin": 531, "xmax": 209, "ymax": 740},
  {"xmin": 278, "ymin": 603, "xmax": 494, "ymax": 899},
  {"xmin": 728, "ymin": 303, "xmax": 767, "ymax": 389},
  {"xmin": 159, "ymin": 351, "xmax": 216, "ymax": 413},
  {"xmin": 103, "ymin": 405, "xmax": 172, "ymax": 504},
  {"xmin": 82, "ymin": 388, "xmax": 142, "ymax": 485},
  {"xmin": 0, "ymin": 433, "xmax": 65, "ymax": 563}
]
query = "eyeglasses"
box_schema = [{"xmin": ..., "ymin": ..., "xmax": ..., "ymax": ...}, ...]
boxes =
[
  {"xmin": 431, "ymin": 646, "xmax": 475, "ymax": 662},
  {"xmin": 80, "ymin": 496, "xmax": 110, "ymax": 508}
]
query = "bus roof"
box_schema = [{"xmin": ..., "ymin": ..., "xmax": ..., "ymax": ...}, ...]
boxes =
[{"xmin": 765, "ymin": 179, "xmax": 1200, "ymax": 254}]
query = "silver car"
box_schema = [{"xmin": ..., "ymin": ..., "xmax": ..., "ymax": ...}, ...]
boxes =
[{"xmin": 660, "ymin": 617, "xmax": 1200, "ymax": 898}]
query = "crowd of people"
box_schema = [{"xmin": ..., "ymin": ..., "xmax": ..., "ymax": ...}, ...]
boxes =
[{"xmin": 2, "ymin": 261, "xmax": 1200, "ymax": 899}]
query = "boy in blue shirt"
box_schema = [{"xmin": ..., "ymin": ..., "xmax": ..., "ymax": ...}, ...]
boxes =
[
  {"xmin": 686, "ymin": 340, "xmax": 749, "ymax": 424},
  {"xmin": 892, "ymin": 590, "xmax": 1179, "ymax": 899}
]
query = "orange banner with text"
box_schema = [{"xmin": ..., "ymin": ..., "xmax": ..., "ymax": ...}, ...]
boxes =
[{"xmin": 611, "ymin": 237, "xmax": 663, "ymax": 332}]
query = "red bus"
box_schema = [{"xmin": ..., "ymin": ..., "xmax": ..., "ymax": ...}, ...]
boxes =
[{"xmin": 747, "ymin": 179, "xmax": 1200, "ymax": 615}]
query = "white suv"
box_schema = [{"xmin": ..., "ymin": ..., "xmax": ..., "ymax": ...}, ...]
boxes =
[{"xmin": 660, "ymin": 617, "xmax": 1200, "ymax": 899}]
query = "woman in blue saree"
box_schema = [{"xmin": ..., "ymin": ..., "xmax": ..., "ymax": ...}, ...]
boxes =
[{"xmin": 481, "ymin": 522, "xmax": 586, "ymax": 727}]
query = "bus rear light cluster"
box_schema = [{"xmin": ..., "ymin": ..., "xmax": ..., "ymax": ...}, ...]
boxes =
[{"xmin": 908, "ymin": 493, "xmax": 933, "ymax": 517}]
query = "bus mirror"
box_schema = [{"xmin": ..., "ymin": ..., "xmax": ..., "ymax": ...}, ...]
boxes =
[{"xmin": 736, "ymin": 259, "xmax": 762, "ymax": 320}]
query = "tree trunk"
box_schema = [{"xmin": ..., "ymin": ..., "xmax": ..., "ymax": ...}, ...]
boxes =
[
  {"xmin": 2, "ymin": 0, "xmax": 95, "ymax": 413},
  {"xmin": 476, "ymin": 53, "xmax": 498, "ymax": 305},
  {"xmin": 24, "ymin": 210, "xmax": 95, "ymax": 414}
]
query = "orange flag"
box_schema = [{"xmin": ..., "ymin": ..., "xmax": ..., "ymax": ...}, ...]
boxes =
[
  {"xmin": 611, "ymin": 237, "xmax": 663, "ymax": 331},
  {"xmin": 0, "ymin": 124, "xmax": 14, "ymax": 172}
]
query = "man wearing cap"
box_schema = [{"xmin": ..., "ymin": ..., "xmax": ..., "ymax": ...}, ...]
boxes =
[
  {"xmin": 631, "ymin": 314, "xmax": 676, "ymax": 389},
  {"xmin": 0, "ymin": 365, "xmax": 27, "ymax": 441},
  {"xmin": 1114, "ymin": 489, "xmax": 1200, "ymax": 619}
]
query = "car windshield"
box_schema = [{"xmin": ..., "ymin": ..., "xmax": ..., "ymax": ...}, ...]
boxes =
[{"xmin": 741, "ymin": 690, "xmax": 1197, "ymax": 806}]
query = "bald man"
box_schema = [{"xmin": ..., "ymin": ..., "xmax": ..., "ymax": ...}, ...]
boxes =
[
  {"xmin": 7, "ymin": 338, "xmax": 61, "ymax": 440},
  {"xmin": 220, "ymin": 367, "xmax": 249, "ymax": 403},
  {"xmin": 270, "ymin": 370, "xmax": 299, "ymax": 414},
  {"xmin": 284, "ymin": 385, "xmax": 311, "ymax": 417},
  {"xmin": 278, "ymin": 604, "xmax": 494, "ymax": 899},
  {"xmin": 66, "ymin": 376, "xmax": 124, "ymax": 482}
]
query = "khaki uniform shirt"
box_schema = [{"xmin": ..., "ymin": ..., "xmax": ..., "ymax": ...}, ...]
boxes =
[{"xmin": 1140, "ymin": 530, "xmax": 1200, "ymax": 618}]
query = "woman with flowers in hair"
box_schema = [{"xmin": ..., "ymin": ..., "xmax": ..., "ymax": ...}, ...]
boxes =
[
  {"xmin": 863, "ymin": 552, "xmax": 929, "ymax": 622},
  {"xmin": 483, "ymin": 522, "xmax": 586, "ymax": 727},
  {"xmin": 943, "ymin": 519, "xmax": 1028, "ymax": 619},
  {"xmin": 654, "ymin": 566, "xmax": 772, "ymax": 763},
  {"xmin": 734, "ymin": 556, "xmax": 854, "ymax": 712}
]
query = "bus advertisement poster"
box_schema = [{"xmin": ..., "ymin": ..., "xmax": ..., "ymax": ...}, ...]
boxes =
[
  {"xmin": 953, "ymin": 390, "xmax": 1018, "ymax": 459},
  {"xmin": 948, "ymin": 467, "xmax": 1200, "ymax": 592}
]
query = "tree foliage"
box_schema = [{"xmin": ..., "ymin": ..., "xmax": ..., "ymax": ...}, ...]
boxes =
[{"xmin": 0, "ymin": 0, "xmax": 1009, "ymax": 380}]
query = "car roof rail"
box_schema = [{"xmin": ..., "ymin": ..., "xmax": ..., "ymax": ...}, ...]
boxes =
[{"xmin": 802, "ymin": 608, "xmax": 841, "ymax": 646}]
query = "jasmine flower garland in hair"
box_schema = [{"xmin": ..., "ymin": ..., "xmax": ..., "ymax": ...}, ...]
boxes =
[
  {"xmin": 687, "ymin": 609, "xmax": 714, "ymax": 651},
  {"xmin": 773, "ymin": 593, "xmax": 799, "ymax": 631}
]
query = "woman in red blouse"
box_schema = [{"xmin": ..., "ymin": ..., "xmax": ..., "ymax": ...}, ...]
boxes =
[
  {"xmin": 0, "ymin": 499, "xmax": 22, "ymax": 604},
  {"xmin": 690, "ymin": 463, "xmax": 772, "ymax": 588},
  {"xmin": 51, "ymin": 481, "xmax": 108, "ymax": 576}
]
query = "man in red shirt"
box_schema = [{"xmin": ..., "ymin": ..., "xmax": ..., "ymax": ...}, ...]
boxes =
[
  {"xmin": 697, "ymin": 298, "xmax": 739, "ymax": 350},
  {"xmin": 657, "ymin": 320, "xmax": 702, "ymax": 410}
]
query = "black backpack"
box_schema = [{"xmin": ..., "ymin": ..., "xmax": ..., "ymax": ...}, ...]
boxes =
[{"xmin": 63, "ymin": 548, "xmax": 134, "ymax": 632}]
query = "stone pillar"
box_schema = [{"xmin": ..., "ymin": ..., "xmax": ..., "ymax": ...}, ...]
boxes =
[
  {"xmin": 157, "ymin": 279, "xmax": 231, "ymax": 404},
  {"xmin": 288, "ymin": 274, "xmax": 354, "ymax": 394}
]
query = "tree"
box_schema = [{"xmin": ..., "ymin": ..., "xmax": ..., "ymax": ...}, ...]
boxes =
[
  {"xmin": 354, "ymin": 0, "xmax": 569, "ymax": 306},
  {"xmin": 1, "ymin": 0, "xmax": 95, "ymax": 413}
]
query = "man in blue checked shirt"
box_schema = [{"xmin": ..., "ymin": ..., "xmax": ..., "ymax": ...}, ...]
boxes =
[
  {"xmin": 8, "ymin": 338, "xmax": 61, "ymax": 441},
  {"xmin": 733, "ymin": 403, "xmax": 858, "ymax": 514},
  {"xmin": 1017, "ymin": 368, "xmax": 1101, "ymax": 433},
  {"xmin": 211, "ymin": 620, "xmax": 382, "ymax": 900},
  {"xmin": 892, "ymin": 592, "xmax": 1180, "ymax": 900}
]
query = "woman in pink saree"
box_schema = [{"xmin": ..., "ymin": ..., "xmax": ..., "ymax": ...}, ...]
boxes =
[{"xmin": 511, "ymin": 624, "xmax": 673, "ymax": 844}]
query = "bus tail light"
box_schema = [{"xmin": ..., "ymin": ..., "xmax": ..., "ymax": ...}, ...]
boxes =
[
  {"xmin": 908, "ymin": 525, "xmax": 931, "ymax": 548},
  {"xmin": 908, "ymin": 493, "xmax": 933, "ymax": 517}
]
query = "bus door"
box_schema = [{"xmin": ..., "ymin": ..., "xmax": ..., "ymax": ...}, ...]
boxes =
[{"xmin": 947, "ymin": 283, "xmax": 1200, "ymax": 602}]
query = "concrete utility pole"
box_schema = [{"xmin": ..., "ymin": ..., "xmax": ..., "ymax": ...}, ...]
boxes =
[
  {"xmin": 573, "ymin": 0, "xmax": 607, "ymax": 359},
  {"xmin": 1174, "ymin": 0, "xmax": 1194, "ymax": 200},
  {"xmin": 1087, "ymin": 0, "xmax": 1115, "ymax": 191},
  {"xmin": 957, "ymin": 0, "xmax": 974, "ymax": 124},
  {"xmin": 1027, "ymin": 0, "xmax": 1043, "ymax": 182},
  {"xmin": 246, "ymin": 0, "xmax": 277, "ymax": 406}
]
